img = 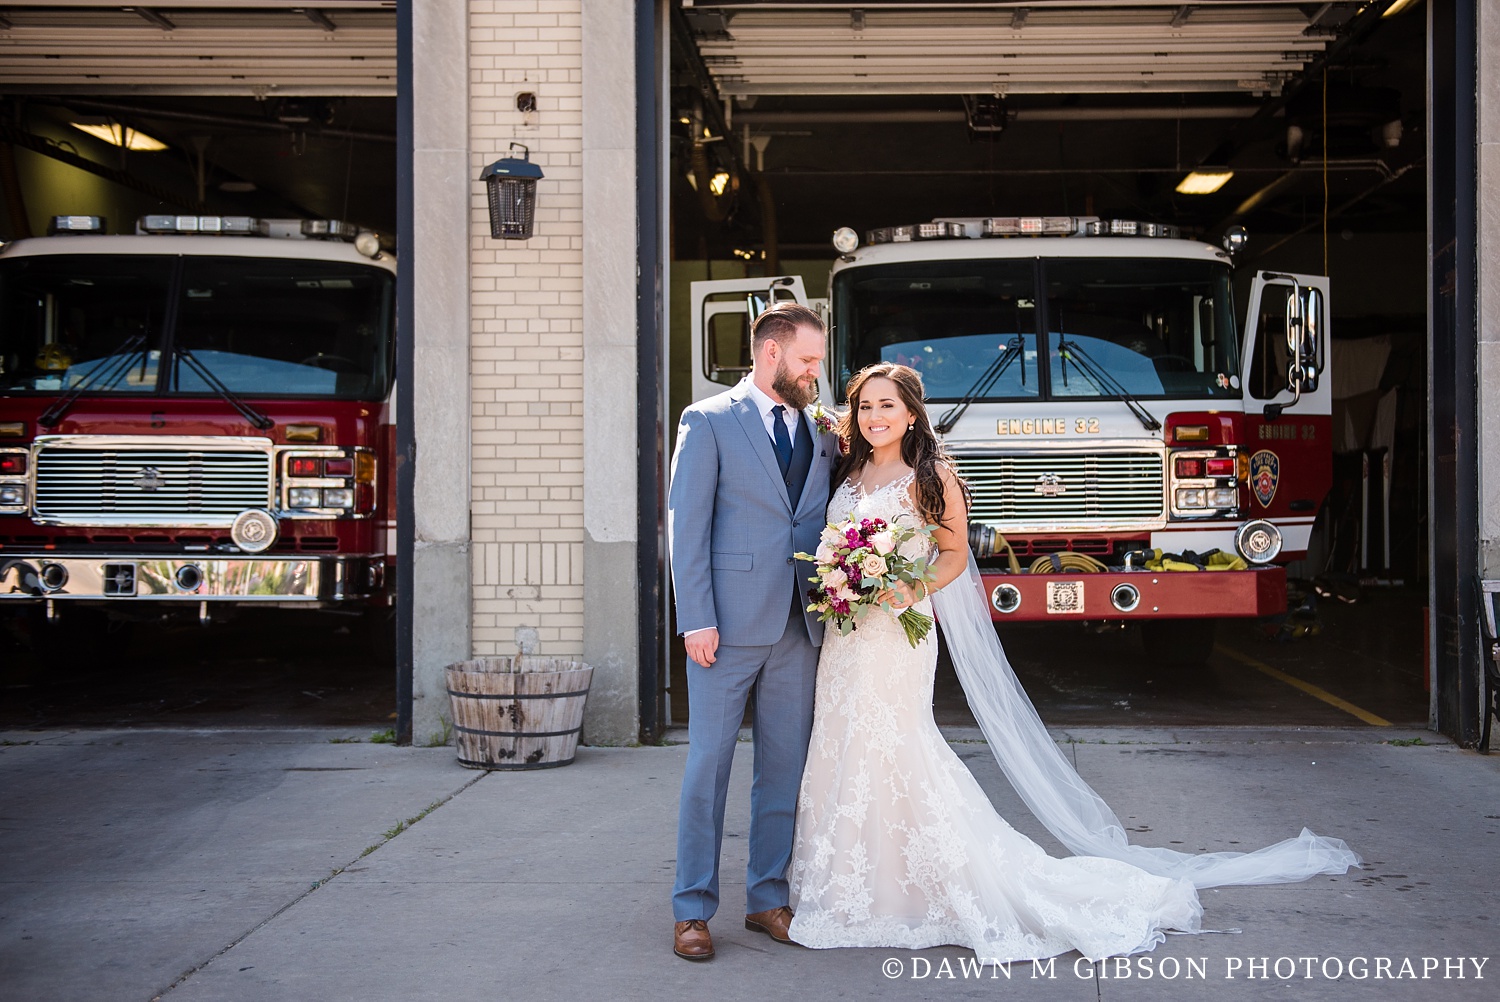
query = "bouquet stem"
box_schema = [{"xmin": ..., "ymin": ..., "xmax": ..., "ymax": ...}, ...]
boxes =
[{"xmin": 897, "ymin": 608, "xmax": 934, "ymax": 648}]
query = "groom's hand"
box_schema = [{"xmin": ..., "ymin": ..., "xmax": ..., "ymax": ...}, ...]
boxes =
[{"xmin": 685, "ymin": 628, "xmax": 720, "ymax": 667}]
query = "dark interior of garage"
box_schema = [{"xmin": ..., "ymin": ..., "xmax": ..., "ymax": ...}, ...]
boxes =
[
  {"xmin": 665, "ymin": 0, "xmax": 1434, "ymax": 733},
  {"xmin": 0, "ymin": 4, "xmax": 398, "ymax": 731},
  {"xmin": 0, "ymin": 1, "xmax": 1452, "ymax": 737}
]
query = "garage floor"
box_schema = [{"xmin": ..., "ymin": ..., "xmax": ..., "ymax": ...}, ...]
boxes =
[{"xmin": 0, "ymin": 585, "xmax": 1428, "ymax": 733}]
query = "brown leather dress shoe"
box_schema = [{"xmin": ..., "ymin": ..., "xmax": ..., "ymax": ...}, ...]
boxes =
[
  {"xmin": 673, "ymin": 919, "xmax": 714, "ymax": 960},
  {"xmin": 744, "ymin": 905, "xmax": 796, "ymax": 944}
]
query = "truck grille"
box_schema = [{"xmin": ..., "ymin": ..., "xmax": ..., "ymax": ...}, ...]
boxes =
[
  {"xmin": 958, "ymin": 452, "xmax": 1164, "ymax": 525},
  {"xmin": 34, "ymin": 443, "xmax": 272, "ymax": 525}
]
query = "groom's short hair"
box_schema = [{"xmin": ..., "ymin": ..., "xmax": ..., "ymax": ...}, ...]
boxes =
[{"xmin": 751, "ymin": 302, "xmax": 824, "ymax": 355}]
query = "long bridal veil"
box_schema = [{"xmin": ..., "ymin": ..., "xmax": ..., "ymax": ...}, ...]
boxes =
[{"xmin": 930, "ymin": 556, "xmax": 1361, "ymax": 889}]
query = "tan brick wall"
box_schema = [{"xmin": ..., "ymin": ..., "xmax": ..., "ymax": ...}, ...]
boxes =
[{"xmin": 468, "ymin": 0, "xmax": 585, "ymax": 654}]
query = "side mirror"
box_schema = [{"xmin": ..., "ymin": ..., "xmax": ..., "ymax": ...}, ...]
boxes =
[{"xmin": 1301, "ymin": 287, "xmax": 1322, "ymax": 392}]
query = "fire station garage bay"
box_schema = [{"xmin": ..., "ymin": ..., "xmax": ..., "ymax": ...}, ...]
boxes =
[{"xmin": 0, "ymin": 2, "xmax": 1494, "ymax": 750}]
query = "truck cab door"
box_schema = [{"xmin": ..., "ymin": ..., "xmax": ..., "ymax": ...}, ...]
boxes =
[
  {"xmin": 1239, "ymin": 271, "xmax": 1333, "ymax": 554},
  {"xmin": 689, "ymin": 275, "xmax": 808, "ymax": 404}
]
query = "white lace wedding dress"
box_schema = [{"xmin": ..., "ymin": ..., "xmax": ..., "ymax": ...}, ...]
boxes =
[{"xmin": 786, "ymin": 475, "xmax": 1203, "ymax": 963}]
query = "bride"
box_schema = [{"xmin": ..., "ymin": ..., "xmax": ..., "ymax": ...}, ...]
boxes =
[{"xmin": 786, "ymin": 362, "xmax": 1359, "ymax": 963}]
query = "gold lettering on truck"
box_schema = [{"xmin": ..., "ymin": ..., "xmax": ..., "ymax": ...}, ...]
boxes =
[{"xmin": 997, "ymin": 418, "xmax": 1100, "ymax": 435}]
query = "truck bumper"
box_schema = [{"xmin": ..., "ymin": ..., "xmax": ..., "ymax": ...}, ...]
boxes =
[
  {"xmin": 978, "ymin": 566, "xmax": 1286, "ymax": 622},
  {"xmin": 0, "ymin": 554, "xmax": 379, "ymax": 603}
]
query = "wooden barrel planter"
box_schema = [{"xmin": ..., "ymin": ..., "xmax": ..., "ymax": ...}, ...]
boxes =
[{"xmin": 445, "ymin": 656, "xmax": 593, "ymax": 770}]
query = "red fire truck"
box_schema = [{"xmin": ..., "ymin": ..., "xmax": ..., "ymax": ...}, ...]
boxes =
[
  {"xmin": 0, "ymin": 214, "xmax": 396, "ymax": 652},
  {"xmin": 691, "ymin": 216, "xmax": 1329, "ymax": 663}
]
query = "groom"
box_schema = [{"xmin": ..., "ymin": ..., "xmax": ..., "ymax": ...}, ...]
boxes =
[{"xmin": 666, "ymin": 301, "xmax": 837, "ymax": 961}]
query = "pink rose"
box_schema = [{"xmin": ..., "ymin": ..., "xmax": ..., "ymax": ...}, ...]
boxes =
[
  {"xmin": 860, "ymin": 553, "xmax": 888, "ymax": 577},
  {"xmin": 824, "ymin": 567, "xmax": 849, "ymax": 592},
  {"xmin": 869, "ymin": 530, "xmax": 895, "ymax": 555}
]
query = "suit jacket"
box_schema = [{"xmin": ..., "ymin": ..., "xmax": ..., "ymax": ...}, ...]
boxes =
[{"xmin": 668, "ymin": 378, "xmax": 839, "ymax": 647}]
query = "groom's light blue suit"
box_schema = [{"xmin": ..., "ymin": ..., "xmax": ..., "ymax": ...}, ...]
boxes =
[{"xmin": 668, "ymin": 376, "xmax": 838, "ymax": 921}]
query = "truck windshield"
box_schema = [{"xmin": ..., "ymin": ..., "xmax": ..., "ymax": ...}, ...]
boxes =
[
  {"xmin": 831, "ymin": 258, "xmax": 1039, "ymax": 400},
  {"xmin": 832, "ymin": 255, "xmax": 1238, "ymax": 402},
  {"xmin": 1045, "ymin": 257, "xmax": 1239, "ymax": 400},
  {"xmin": 0, "ymin": 254, "xmax": 394, "ymax": 400}
]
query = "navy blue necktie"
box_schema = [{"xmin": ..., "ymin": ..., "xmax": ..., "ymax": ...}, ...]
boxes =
[{"xmin": 771, "ymin": 404, "xmax": 793, "ymax": 477}]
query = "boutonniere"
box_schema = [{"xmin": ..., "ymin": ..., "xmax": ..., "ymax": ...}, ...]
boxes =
[{"xmin": 810, "ymin": 402, "xmax": 836, "ymax": 436}]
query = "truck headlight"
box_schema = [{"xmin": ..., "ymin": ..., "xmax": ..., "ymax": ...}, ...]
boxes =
[
  {"xmin": 288, "ymin": 487, "xmax": 321, "ymax": 509},
  {"xmin": 1209, "ymin": 487, "xmax": 1238, "ymax": 508},
  {"xmin": 0, "ymin": 484, "xmax": 26, "ymax": 506},
  {"xmin": 322, "ymin": 488, "xmax": 354, "ymax": 509},
  {"xmin": 1175, "ymin": 488, "xmax": 1207, "ymax": 509}
]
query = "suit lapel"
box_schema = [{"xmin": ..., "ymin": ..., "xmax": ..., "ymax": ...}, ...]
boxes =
[{"xmin": 731, "ymin": 384, "xmax": 792, "ymax": 510}]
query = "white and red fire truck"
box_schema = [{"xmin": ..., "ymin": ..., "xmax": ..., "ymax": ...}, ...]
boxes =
[
  {"xmin": 0, "ymin": 214, "xmax": 396, "ymax": 649},
  {"xmin": 691, "ymin": 216, "xmax": 1329, "ymax": 663}
]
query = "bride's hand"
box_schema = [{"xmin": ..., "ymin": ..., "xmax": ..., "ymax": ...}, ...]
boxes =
[{"xmin": 879, "ymin": 581, "xmax": 924, "ymax": 610}]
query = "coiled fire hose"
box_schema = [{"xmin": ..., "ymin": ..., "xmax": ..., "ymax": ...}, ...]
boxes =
[
  {"xmin": 1026, "ymin": 551, "xmax": 1110, "ymax": 575},
  {"xmin": 968, "ymin": 527, "xmax": 1246, "ymax": 574}
]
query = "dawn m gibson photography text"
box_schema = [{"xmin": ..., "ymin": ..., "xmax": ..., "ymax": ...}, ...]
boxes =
[{"xmin": 881, "ymin": 955, "xmax": 1490, "ymax": 982}]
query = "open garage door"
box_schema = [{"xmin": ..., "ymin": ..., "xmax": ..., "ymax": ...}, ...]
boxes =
[
  {"xmin": 0, "ymin": 2, "xmax": 399, "ymax": 730},
  {"xmin": 666, "ymin": 1, "xmax": 1441, "ymax": 736}
]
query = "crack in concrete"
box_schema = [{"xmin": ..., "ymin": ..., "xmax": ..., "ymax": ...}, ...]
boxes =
[{"xmin": 148, "ymin": 769, "xmax": 488, "ymax": 1001}]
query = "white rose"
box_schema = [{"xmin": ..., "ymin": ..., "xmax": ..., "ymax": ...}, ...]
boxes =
[
  {"xmin": 815, "ymin": 542, "xmax": 835, "ymax": 565},
  {"xmin": 836, "ymin": 586, "xmax": 859, "ymax": 603},
  {"xmin": 860, "ymin": 553, "xmax": 888, "ymax": 577},
  {"xmin": 823, "ymin": 567, "xmax": 848, "ymax": 591},
  {"xmin": 821, "ymin": 524, "xmax": 844, "ymax": 547},
  {"xmin": 869, "ymin": 530, "xmax": 895, "ymax": 555},
  {"xmin": 897, "ymin": 534, "xmax": 930, "ymax": 562}
]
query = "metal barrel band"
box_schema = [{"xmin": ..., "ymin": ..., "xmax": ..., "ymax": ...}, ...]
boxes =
[
  {"xmin": 451, "ymin": 722, "xmax": 583, "ymax": 739},
  {"xmin": 444, "ymin": 687, "xmax": 591, "ymax": 701},
  {"xmin": 457, "ymin": 756, "xmax": 575, "ymax": 771}
]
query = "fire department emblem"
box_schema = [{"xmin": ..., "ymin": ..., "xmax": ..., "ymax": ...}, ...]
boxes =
[
  {"xmin": 1033, "ymin": 473, "xmax": 1067, "ymax": 497},
  {"xmin": 132, "ymin": 467, "xmax": 166, "ymax": 492},
  {"xmin": 1249, "ymin": 450, "xmax": 1279, "ymax": 508}
]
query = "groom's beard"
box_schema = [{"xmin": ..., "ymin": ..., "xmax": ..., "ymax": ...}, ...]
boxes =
[{"xmin": 772, "ymin": 361, "xmax": 817, "ymax": 410}]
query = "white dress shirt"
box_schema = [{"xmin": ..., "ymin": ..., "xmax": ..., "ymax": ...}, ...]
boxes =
[{"xmin": 744, "ymin": 379, "xmax": 803, "ymax": 442}]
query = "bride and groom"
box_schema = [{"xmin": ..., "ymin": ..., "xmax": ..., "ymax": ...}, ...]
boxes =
[{"xmin": 666, "ymin": 302, "xmax": 1358, "ymax": 963}]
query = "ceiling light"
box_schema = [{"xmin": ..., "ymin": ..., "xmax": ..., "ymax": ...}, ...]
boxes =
[
  {"xmin": 1175, "ymin": 170, "xmax": 1233, "ymax": 195},
  {"xmin": 709, "ymin": 171, "xmax": 730, "ymax": 197},
  {"xmin": 70, "ymin": 122, "xmax": 168, "ymax": 151}
]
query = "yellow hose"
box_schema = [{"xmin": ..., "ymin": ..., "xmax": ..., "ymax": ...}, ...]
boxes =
[{"xmin": 1027, "ymin": 552, "xmax": 1109, "ymax": 575}]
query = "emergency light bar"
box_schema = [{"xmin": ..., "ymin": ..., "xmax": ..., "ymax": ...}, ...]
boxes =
[
  {"xmin": 49, "ymin": 215, "xmax": 106, "ymax": 234},
  {"xmin": 125, "ymin": 215, "xmax": 371, "ymax": 247},
  {"xmin": 139, "ymin": 215, "xmax": 262, "ymax": 235},
  {"xmin": 859, "ymin": 216, "xmax": 1182, "ymax": 247}
]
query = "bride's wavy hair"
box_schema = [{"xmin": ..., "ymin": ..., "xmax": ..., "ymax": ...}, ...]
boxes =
[{"xmin": 833, "ymin": 362, "xmax": 969, "ymax": 525}]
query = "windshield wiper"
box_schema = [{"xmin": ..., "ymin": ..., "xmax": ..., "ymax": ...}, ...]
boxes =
[
  {"xmin": 37, "ymin": 334, "xmax": 149, "ymax": 428},
  {"xmin": 1055, "ymin": 337, "xmax": 1161, "ymax": 431},
  {"xmin": 935, "ymin": 336, "xmax": 1025, "ymax": 434},
  {"xmin": 173, "ymin": 347, "xmax": 273, "ymax": 430}
]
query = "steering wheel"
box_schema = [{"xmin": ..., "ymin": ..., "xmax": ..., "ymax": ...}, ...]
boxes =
[{"xmin": 299, "ymin": 353, "xmax": 360, "ymax": 373}]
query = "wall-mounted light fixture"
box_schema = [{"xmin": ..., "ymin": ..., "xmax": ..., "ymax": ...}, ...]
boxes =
[{"xmin": 479, "ymin": 143, "xmax": 544, "ymax": 239}]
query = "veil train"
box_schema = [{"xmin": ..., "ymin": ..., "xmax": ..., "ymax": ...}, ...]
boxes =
[{"xmin": 930, "ymin": 555, "xmax": 1362, "ymax": 889}]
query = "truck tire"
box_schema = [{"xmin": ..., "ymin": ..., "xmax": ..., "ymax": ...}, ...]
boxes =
[{"xmin": 1139, "ymin": 618, "xmax": 1216, "ymax": 666}]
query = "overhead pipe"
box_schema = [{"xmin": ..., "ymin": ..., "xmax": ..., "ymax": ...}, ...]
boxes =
[{"xmin": 736, "ymin": 106, "xmax": 1262, "ymax": 126}]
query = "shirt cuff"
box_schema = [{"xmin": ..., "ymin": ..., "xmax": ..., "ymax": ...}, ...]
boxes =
[{"xmin": 682, "ymin": 627, "xmax": 715, "ymax": 638}]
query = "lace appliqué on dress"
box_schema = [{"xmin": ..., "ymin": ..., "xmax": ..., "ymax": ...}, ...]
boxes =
[{"xmin": 788, "ymin": 474, "xmax": 1202, "ymax": 963}]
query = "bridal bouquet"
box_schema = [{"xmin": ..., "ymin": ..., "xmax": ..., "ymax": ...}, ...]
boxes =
[{"xmin": 796, "ymin": 516, "xmax": 937, "ymax": 647}]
